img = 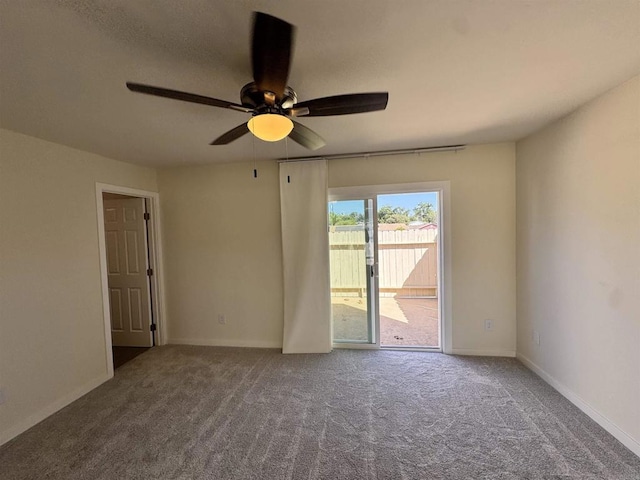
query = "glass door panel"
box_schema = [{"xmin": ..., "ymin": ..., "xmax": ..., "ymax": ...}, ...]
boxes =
[
  {"xmin": 377, "ymin": 191, "xmax": 440, "ymax": 348},
  {"xmin": 329, "ymin": 199, "xmax": 376, "ymax": 343}
]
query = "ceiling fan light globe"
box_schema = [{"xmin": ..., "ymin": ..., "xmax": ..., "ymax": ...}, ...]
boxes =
[{"xmin": 247, "ymin": 114, "xmax": 293, "ymax": 142}]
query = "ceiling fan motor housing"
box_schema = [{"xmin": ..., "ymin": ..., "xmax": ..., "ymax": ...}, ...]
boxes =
[{"xmin": 241, "ymin": 82, "xmax": 297, "ymax": 113}]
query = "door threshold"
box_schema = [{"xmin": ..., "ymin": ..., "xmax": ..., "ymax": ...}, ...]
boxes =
[
  {"xmin": 381, "ymin": 346, "xmax": 442, "ymax": 352},
  {"xmin": 332, "ymin": 343, "xmax": 442, "ymax": 353},
  {"xmin": 333, "ymin": 343, "xmax": 378, "ymax": 350}
]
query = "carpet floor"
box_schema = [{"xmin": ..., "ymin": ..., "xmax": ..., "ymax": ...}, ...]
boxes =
[{"xmin": 1, "ymin": 346, "xmax": 638, "ymax": 479}]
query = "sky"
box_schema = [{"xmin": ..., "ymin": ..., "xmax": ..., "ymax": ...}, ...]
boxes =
[{"xmin": 329, "ymin": 192, "xmax": 438, "ymax": 215}]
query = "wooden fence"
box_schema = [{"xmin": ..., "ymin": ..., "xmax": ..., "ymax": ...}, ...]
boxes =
[{"xmin": 329, "ymin": 228, "xmax": 438, "ymax": 298}]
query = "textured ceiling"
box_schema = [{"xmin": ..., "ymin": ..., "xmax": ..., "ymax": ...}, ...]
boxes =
[{"xmin": 1, "ymin": 0, "xmax": 639, "ymax": 167}]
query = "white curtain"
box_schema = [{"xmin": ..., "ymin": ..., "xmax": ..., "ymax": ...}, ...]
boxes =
[{"xmin": 279, "ymin": 159, "xmax": 332, "ymax": 354}]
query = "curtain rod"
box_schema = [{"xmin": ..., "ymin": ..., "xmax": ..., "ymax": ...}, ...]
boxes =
[{"xmin": 277, "ymin": 144, "xmax": 466, "ymax": 162}]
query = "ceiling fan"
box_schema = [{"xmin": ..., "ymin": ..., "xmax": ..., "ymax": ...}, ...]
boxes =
[{"xmin": 126, "ymin": 11, "xmax": 389, "ymax": 150}]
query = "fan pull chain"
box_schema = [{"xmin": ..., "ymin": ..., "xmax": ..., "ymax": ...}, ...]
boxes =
[
  {"xmin": 285, "ymin": 136, "xmax": 291, "ymax": 183},
  {"xmin": 285, "ymin": 135, "xmax": 289, "ymax": 161},
  {"xmin": 252, "ymin": 120, "xmax": 257, "ymax": 178}
]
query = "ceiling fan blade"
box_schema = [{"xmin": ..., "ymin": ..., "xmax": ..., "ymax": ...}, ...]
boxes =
[
  {"xmin": 126, "ymin": 82, "xmax": 253, "ymax": 113},
  {"xmin": 251, "ymin": 12, "xmax": 294, "ymax": 101},
  {"xmin": 292, "ymin": 92, "xmax": 389, "ymax": 117},
  {"xmin": 210, "ymin": 123, "xmax": 250, "ymax": 145},
  {"xmin": 288, "ymin": 120, "xmax": 326, "ymax": 150}
]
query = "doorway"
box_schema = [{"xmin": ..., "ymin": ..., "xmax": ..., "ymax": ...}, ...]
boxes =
[
  {"xmin": 96, "ymin": 184, "xmax": 164, "ymax": 375},
  {"xmin": 329, "ymin": 183, "xmax": 448, "ymax": 351},
  {"xmin": 103, "ymin": 193, "xmax": 153, "ymax": 368}
]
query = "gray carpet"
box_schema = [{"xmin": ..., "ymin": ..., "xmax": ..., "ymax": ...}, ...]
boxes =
[{"xmin": 1, "ymin": 346, "xmax": 638, "ymax": 479}]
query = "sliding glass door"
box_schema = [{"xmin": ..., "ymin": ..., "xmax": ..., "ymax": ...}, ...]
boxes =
[
  {"xmin": 329, "ymin": 187, "xmax": 443, "ymax": 351},
  {"xmin": 376, "ymin": 192, "xmax": 440, "ymax": 348},
  {"xmin": 329, "ymin": 199, "xmax": 376, "ymax": 343}
]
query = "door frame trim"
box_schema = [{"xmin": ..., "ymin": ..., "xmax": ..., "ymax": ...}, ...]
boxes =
[
  {"xmin": 95, "ymin": 183, "xmax": 166, "ymax": 377},
  {"xmin": 329, "ymin": 181, "xmax": 452, "ymax": 354}
]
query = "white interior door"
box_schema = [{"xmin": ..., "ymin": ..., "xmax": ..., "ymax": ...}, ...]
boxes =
[{"xmin": 104, "ymin": 197, "xmax": 153, "ymax": 347}]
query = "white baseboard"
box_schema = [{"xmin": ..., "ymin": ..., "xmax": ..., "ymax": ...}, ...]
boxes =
[
  {"xmin": 517, "ymin": 353, "xmax": 640, "ymax": 458},
  {"xmin": 451, "ymin": 348, "xmax": 516, "ymax": 357},
  {"xmin": 168, "ymin": 338, "xmax": 282, "ymax": 349},
  {"xmin": 0, "ymin": 373, "xmax": 112, "ymax": 446}
]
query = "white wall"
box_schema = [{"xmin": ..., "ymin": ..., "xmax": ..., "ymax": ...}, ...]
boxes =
[
  {"xmin": 157, "ymin": 161, "xmax": 284, "ymax": 348},
  {"xmin": 516, "ymin": 76, "xmax": 640, "ymax": 454},
  {"xmin": 0, "ymin": 129, "xmax": 158, "ymax": 444},
  {"xmin": 329, "ymin": 144, "xmax": 517, "ymax": 356},
  {"xmin": 158, "ymin": 144, "xmax": 516, "ymax": 356}
]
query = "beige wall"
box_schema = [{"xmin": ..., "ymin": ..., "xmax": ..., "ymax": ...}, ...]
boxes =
[
  {"xmin": 516, "ymin": 76, "xmax": 640, "ymax": 452},
  {"xmin": 329, "ymin": 144, "xmax": 517, "ymax": 355},
  {"xmin": 0, "ymin": 129, "xmax": 158, "ymax": 443},
  {"xmin": 157, "ymin": 160, "xmax": 284, "ymax": 348},
  {"xmin": 158, "ymin": 144, "xmax": 516, "ymax": 356}
]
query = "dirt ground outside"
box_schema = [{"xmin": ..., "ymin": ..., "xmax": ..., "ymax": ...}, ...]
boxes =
[{"xmin": 331, "ymin": 296, "xmax": 440, "ymax": 347}]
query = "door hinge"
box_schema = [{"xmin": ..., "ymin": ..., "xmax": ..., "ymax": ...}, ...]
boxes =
[
  {"xmin": 147, "ymin": 268, "xmax": 153, "ymax": 276},
  {"xmin": 150, "ymin": 323, "xmax": 157, "ymax": 332},
  {"xmin": 144, "ymin": 212, "xmax": 150, "ymax": 220}
]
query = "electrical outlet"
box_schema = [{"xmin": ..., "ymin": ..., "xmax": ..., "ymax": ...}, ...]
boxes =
[
  {"xmin": 217, "ymin": 314, "xmax": 226, "ymax": 325},
  {"xmin": 0, "ymin": 387, "xmax": 6, "ymax": 405},
  {"xmin": 484, "ymin": 319, "xmax": 494, "ymax": 331}
]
